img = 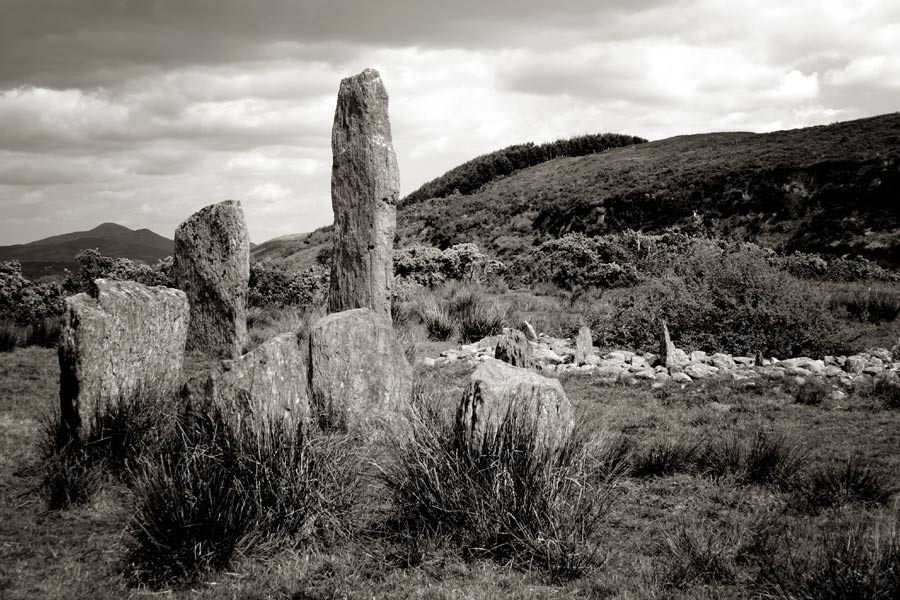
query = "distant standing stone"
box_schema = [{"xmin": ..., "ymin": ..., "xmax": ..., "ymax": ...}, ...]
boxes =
[
  {"xmin": 659, "ymin": 320, "xmax": 682, "ymax": 368},
  {"xmin": 174, "ymin": 199, "xmax": 250, "ymax": 358},
  {"xmin": 328, "ymin": 68, "xmax": 400, "ymax": 317},
  {"xmin": 59, "ymin": 279, "xmax": 188, "ymax": 435},
  {"xmin": 574, "ymin": 326, "xmax": 593, "ymax": 365},
  {"xmin": 494, "ymin": 328, "xmax": 535, "ymax": 368}
]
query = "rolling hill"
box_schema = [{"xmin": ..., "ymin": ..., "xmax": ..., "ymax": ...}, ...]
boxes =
[
  {"xmin": 0, "ymin": 223, "xmax": 173, "ymax": 279},
  {"xmin": 252, "ymin": 112, "xmax": 900, "ymax": 271}
]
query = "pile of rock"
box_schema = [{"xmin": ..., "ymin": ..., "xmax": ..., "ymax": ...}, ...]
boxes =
[{"xmin": 427, "ymin": 322, "xmax": 900, "ymax": 391}]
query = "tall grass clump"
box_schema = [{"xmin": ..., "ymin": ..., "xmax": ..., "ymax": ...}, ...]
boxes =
[
  {"xmin": 829, "ymin": 285, "xmax": 900, "ymax": 323},
  {"xmin": 868, "ymin": 375, "xmax": 900, "ymax": 410},
  {"xmin": 755, "ymin": 518, "xmax": 900, "ymax": 599},
  {"xmin": 0, "ymin": 320, "xmax": 20, "ymax": 352},
  {"xmin": 796, "ymin": 457, "xmax": 893, "ymax": 513},
  {"xmin": 446, "ymin": 290, "xmax": 506, "ymax": 343},
  {"xmin": 126, "ymin": 404, "xmax": 362, "ymax": 587},
  {"xmin": 40, "ymin": 388, "xmax": 176, "ymax": 509},
  {"xmin": 632, "ymin": 435, "xmax": 702, "ymax": 477},
  {"xmin": 420, "ymin": 303, "xmax": 455, "ymax": 341},
  {"xmin": 380, "ymin": 393, "xmax": 615, "ymax": 579}
]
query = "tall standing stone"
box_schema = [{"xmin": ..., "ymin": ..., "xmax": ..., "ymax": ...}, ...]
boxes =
[
  {"xmin": 59, "ymin": 279, "xmax": 189, "ymax": 434},
  {"xmin": 328, "ymin": 68, "xmax": 399, "ymax": 317},
  {"xmin": 174, "ymin": 200, "xmax": 250, "ymax": 358}
]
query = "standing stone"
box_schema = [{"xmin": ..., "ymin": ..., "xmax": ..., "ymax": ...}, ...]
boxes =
[
  {"xmin": 59, "ymin": 279, "xmax": 188, "ymax": 434},
  {"xmin": 659, "ymin": 320, "xmax": 688, "ymax": 368},
  {"xmin": 494, "ymin": 328, "xmax": 535, "ymax": 368},
  {"xmin": 328, "ymin": 68, "xmax": 399, "ymax": 317},
  {"xmin": 184, "ymin": 333, "xmax": 310, "ymax": 428},
  {"xmin": 174, "ymin": 199, "xmax": 250, "ymax": 358},
  {"xmin": 456, "ymin": 358, "xmax": 574, "ymax": 453},
  {"xmin": 574, "ymin": 326, "xmax": 593, "ymax": 365},
  {"xmin": 522, "ymin": 320, "xmax": 539, "ymax": 342},
  {"xmin": 309, "ymin": 308, "xmax": 412, "ymax": 430}
]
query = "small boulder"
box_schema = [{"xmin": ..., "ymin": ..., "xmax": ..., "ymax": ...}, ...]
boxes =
[
  {"xmin": 495, "ymin": 329, "xmax": 535, "ymax": 368},
  {"xmin": 710, "ymin": 353, "xmax": 736, "ymax": 371},
  {"xmin": 844, "ymin": 356, "xmax": 866, "ymax": 374},
  {"xmin": 456, "ymin": 358, "xmax": 574, "ymax": 452},
  {"xmin": 684, "ymin": 363, "xmax": 719, "ymax": 379}
]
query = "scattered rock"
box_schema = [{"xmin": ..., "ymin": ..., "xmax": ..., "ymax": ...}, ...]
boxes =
[
  {"xmin": 59, "ymin": 279, "xmax": 189, "ymax": 434},
  {"xmin": 710, "ymin": 353, "xmax": 736, "ymax": 371},
  {"xmin": 845, "ymin": 356, "xmax": 866, "ymax": 374},
  {"xmin": 456, "ymin": 358, "xmax": 574, "ymax": 452},
  {"xmin": 689, "ymin": 350, "xmax": 709, "ymax": 363},
  {"xmin": 671, "ymin": 372, "xmax": 693, "ymax": 384},
  {"xmin": 495, "ymin": 329, "xmax": 535, "ymax": 368},
  {"xmin": 309, "ymin": 308, "xmax": 412, "ymax": 430},
  {"xmin": 684, "ymin": 363, "xmax": 719, "ymax": 379},
  {"xmin": 328, "ymin": 68, "xmax": 400, "ymax": 317},
  {"xmin": 174, "ymin": 199, "xmax": 250, "ymax": 358}
]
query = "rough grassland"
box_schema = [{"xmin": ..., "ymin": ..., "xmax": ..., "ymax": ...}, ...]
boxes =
[{"xmin": 2, "ymin": 348, "xmax": 900, "ymax": 599}]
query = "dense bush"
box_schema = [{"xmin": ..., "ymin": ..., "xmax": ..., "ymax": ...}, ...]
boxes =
[
  {"xmin": 0, "ymin": 261, "xmax": 65, "ymax": 327},
  {"xmin": 63, "ymin": 249, "xmax": 175, "ymax": 294},
  {"xmin": 402, "ymin": 132, "xmax": 647, "ymax": 205},
  {"xmin": 527, "ymin": 233, "xmax": 641, "ymax": 291},
  {"xmin": 394, "ymin": 243, "xmax": 505, "ymax": 287},
  {"xmin": 782, "ymin": 252, "xmax": 900, "ymax": 282},
  {"xmin": 248, "ymin": 263, "xmax": 329, "ymax": 308}
]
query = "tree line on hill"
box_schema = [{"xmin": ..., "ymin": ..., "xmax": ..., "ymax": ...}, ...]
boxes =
[{"xmin": 401, "ymin": 132, "xmax": 647, "ymax": 206}]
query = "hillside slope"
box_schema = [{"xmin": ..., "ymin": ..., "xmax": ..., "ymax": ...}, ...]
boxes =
[
  {"xmin": 0, "ymin": 223, "xmax": 173, "ymax": 278},
  {"xmin": 257, "ymin": 113, "xmax": 900, "ymax": 271}
]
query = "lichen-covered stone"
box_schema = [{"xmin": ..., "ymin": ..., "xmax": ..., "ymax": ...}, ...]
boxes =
[
  {"xmin": 456, "ymin": 358, "xmax": 574, "ymax": 452},
  {"xmin": 328, "ymin": 68, "xmax": 399, "ymax": 317},
  {"xmin": 186, "ymin": 333, "xmax": 310, "ymax": 427},
  {"xmin": 309, "ymin": 308, "xmax": 412, "ymax": 430},
  {"xmin": 59, "ymin": 279, "xmax": 188, "ymax": 434},
  {"xmin": 494, "ymin": 328, "xmax": 535, "ymax": 368},
  {"xmin": 174, "ymin": 199, "xmax": 250, "ymax": 358},
  {"xmin": 574, "ymin": 326, "xmax": 593, "ymax": 365}
]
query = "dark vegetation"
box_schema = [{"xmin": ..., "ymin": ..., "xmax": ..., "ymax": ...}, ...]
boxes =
[{"xmin": 401, "ymin": 132, "xmax": 647, "ymax": 206}]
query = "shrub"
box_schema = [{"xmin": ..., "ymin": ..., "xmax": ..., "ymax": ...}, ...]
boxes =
[
  {"xmin": 794, "ymin": 379, "xmax": 829, "ymax": 406},
  {"xmin": 248, "ymin": 263, "xmax": 328, "ymax": 308},
  {"xmin": 380, "ymin": 392, "xmax": 616, "ymax": 579},
  {"xmin": 63, "ymin": 250, "xmax": 175, "ymax": 294},
  {"xmin": 528, "ymin": 233, "xmax": 641, "ymax": 291},
  {"xmin": 127, "ymin": 405, "xmax": 361, "ymax": 586},
  {"xmin": 0, "ymin": 261, "xmax": 65, "ymax": 327},
  {"xmin": 797, "ymin": 457, "xmax": 893, "ymax": 513}
]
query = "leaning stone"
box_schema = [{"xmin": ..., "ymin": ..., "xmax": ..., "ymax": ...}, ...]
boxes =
[
  {"xmin": 174, "ymin": 199, "xmax": 250, "ymax": 358},
  {"xmin": 59, "ymin": 279, "xmax": 188, "ymax": 434},
  {"xmin": 574, "ymin": 326, "xmax": 593, "ymax": 365},
  {"xmin": 658, "ymin": 320, "xmax": 680, "ymax": 368},
  {"xmin": 494, "ymin": 329, "xmax": 535, "ymax": 368},
  {"xmin": 328, "ymin": 68, "xmax": 399, "ymax": 317},
  {"xmin": 192, "ymin": 333, "xmax": 310, "ymax": 427},
  {"xmin": 522, "ymin": 320, "xmax": 539, "ymax": 342},
  {"xmin": 309, "ymin": 308, "xmax": 412, "ymax": 430},
  {"xmin": 456, "ymin": 358, "xmax": 574, "ymax": 452}
]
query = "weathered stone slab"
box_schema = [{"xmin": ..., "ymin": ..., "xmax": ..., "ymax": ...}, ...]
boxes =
[
  {"xmin": 328, "ymin": 68, "xmax": 399, "ymax": 317},
  {"xmin": 494, "ymin": 328, "xmax": 535, "ymax": 368},
  {"xmin": 174, "ymin": 199, "xmax": 250, "ymax": 358},
  {"xmin": 185, "ymin": 333, "xmax": 310, "ymax": 427},
  {"xmin": 309, "ymin": 308, "xmax": 412, "ymax": 430},
  {"xmin": 456, "ymin": 358, "xmax": 574, "ymax": 452},
  {"xmin": 59, "ymin": 279, "xmax": 188, "ymax": 434}
]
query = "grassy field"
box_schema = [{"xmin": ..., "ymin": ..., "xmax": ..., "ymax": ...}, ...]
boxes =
[{"xmin": 2, "ymin": 345, "xmax": 899, "ymax": 599}]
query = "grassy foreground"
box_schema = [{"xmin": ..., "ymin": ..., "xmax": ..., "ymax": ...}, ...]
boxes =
[{"xmin": 2, "ymin": 348, "xmax": 900, "ymax": 599}]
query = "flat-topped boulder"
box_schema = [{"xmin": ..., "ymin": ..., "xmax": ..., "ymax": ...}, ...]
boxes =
[
  {"xmin": 59, "ymin": 279, "xmax": 188, "ymax": 435},
  {"xmin": 174, "ymin": 199, "xmax": 250, "ymax": 358},
  {"xmin": 309, "ymin": 308, "xmax": 412, "ymax": 430},
  {"xmin": 456, "ymin": 358, "xmax": 574, "ymax": 453}
]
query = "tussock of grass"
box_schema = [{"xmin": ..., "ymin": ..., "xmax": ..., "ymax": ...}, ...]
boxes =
[
  {"xmin": 126, "ymin": 405, "xmax": 362, "ymax": 587},
  {"xmin": 380, "ymin": 391, "xmax": 616, "ymax": 580},
  {"xmin": 658, "ymin": 519, "xmax": 739, "ymax": 589},
  {"xmin": 420, "ymin": 303, "xmax": 454, "ymax": 341},
  {"xmin": 0, "ymin": 320, "xmax": 20, "ymax": 352},
  {"xmin": 829, "ymin": 286, "xmax": 900, "ymax": 323},
  {"xmin": 796, "ymin": 457, "xmax": 894, "ymax": 513},
  {"xmin": 632, "ymin": 435, "xmax": 702, "ymax": 477},
  {"xmin": 868, "ymin": 375, "xmax": 900, "ymax": 410},
  {"xmin": 756, "ymin": 518, "xmax": 900, "ymax": 599},
  {"xmin": 446, "ymin": 290, "xmax": 506, "ymax": 343}
]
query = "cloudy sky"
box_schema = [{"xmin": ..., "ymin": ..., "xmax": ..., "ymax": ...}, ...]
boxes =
[{"xmin": 1, "ymin": 0, "xmax": 898, "ymax": 245}]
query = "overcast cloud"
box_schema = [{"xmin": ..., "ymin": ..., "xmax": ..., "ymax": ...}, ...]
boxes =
[{"xmin": 0, "ymin": 0, "xmax": 898, "ymax": 244}]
